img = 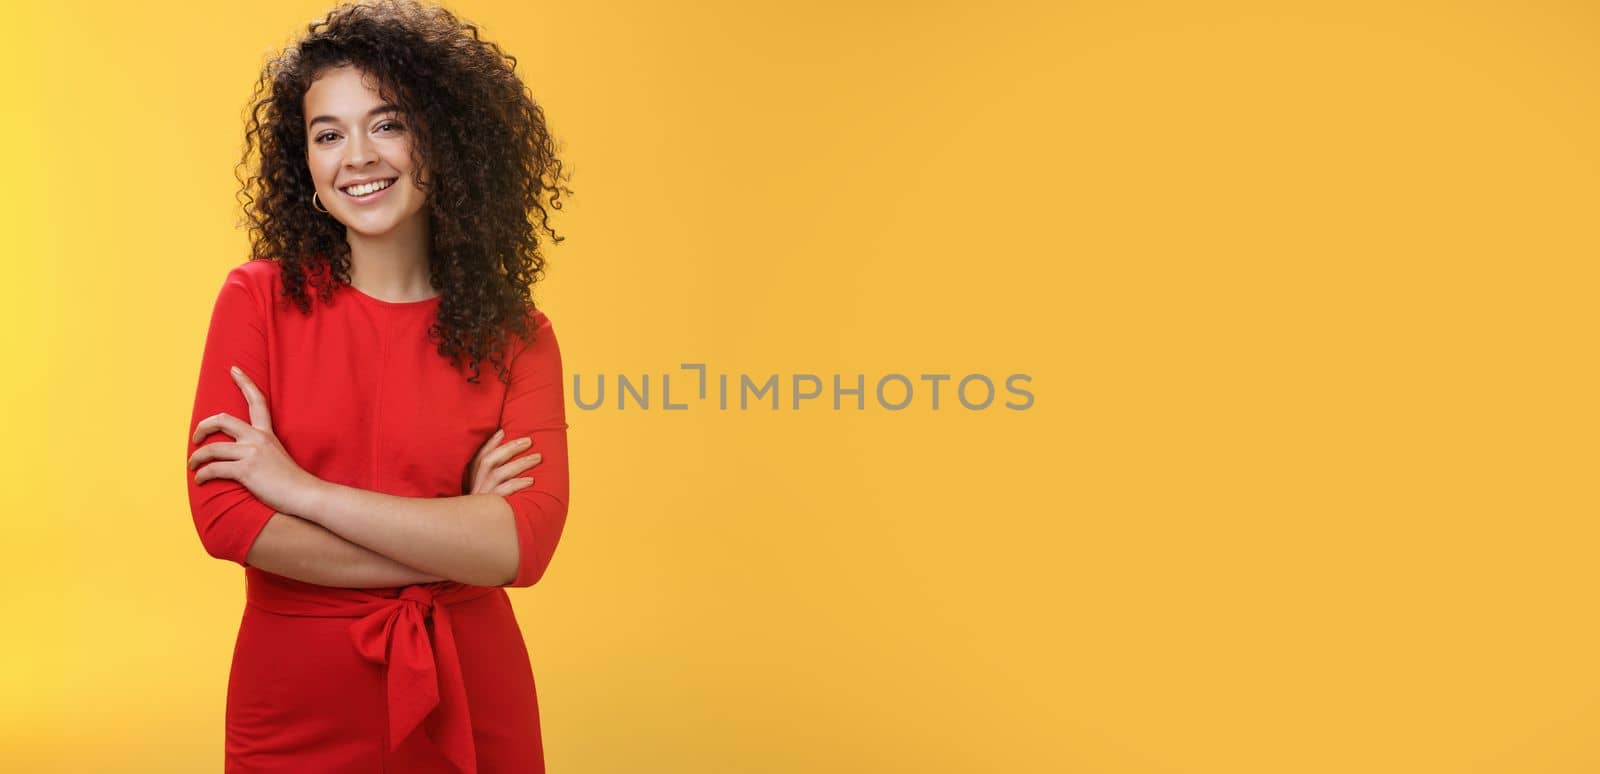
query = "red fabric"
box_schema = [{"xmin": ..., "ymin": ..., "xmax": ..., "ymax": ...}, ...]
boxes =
[{"xmin": 185, "ymin": 258, "xmax": 569, "ymax": 772}]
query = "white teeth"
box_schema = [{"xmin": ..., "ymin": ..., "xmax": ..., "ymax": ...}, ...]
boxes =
[{"xmin": 342, "ymin": 179, "xmax": 394, "ymax": 196}]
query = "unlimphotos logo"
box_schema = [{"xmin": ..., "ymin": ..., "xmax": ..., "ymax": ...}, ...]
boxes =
[{"xmin": 573, "ymin": 363, "xmax": 1034, "ymax": 411}]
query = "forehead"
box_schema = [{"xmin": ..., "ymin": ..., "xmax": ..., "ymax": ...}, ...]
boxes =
[{"xmin": 304, "ymin": 66, "xmax": 392, "ymax": 116}]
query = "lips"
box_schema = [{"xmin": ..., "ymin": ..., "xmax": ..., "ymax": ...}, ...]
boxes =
[
  {"xmin": 339, "ymin": 178, "xmax": 395, "ymax": 196},
  {"xmin": 339, "ymin": 177, "xmax": 397, "ymax": 203}
]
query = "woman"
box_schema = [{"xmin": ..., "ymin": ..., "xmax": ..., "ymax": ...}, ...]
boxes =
[{"xmin": 183, "ymin": 1, "xmax": 574, "ymax": 770}]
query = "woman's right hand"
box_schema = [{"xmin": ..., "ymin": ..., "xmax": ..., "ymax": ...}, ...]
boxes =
[{"xmin": 463, "ymin": 428, "xmax": 543, "ymax": 496}]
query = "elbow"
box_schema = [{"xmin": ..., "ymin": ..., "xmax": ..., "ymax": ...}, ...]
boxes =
[
  {"xmin": 501, "ymin": 534, "xmax": 556, "ymax": 589},
  {"xmin": 499, "ymin": 495, "xmax": 569, "ymax": 588},
  {"xmin": 478, "ymin": 543, "xmax": 527, "ymax": 588},
  {"xmin": 502, "ymin": 555, "xmax": 551, "ymax": 589},
  {"xmin": 195, "ymin": 519, "xmax": 245, "ymax": 565},
  {"xmin": 188, "ymin": 491, "xmax": 274, "ymax": 568},
  {"xmin": 201, "ymin": 538, "xmax": 229, "ymax": 563},
  {"xmin": 503, "ymin": 568, "xmax": 548, "ymax": 590}
]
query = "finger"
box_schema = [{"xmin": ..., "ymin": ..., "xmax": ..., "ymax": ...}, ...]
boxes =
[
  {"xmin": 493, "ymin": 453, "xmax": 543, "ymax": 479},
  {"xmin": 482, "ymin": 437, "xmax": 533, "ymax": 471},
  {"xmin": 193, "ymin": 460, "xmax": 239, "ymax": 486},
  {"xmin": 230, "ymin": 366, "xmax": 273, "ymax": 433},
  {"xmin": 475, "ymin": 428, "xmax": 505, "ymax": 459},
  {"xmin": 188, "ymin": 441, "xmax": 245, "ymax": 470},
  {"xmin": 469, "ymin": 430, "xmax": 505, "ymax": 480},
  {"xmin": 192, "ymin": 412, "xmax": 254, "ymax": 445},
  {"xmin": 476, "ymin": 449, "xmax": 537, "ymax": 492},
  {"xmin": 480, "ymin": 449, "xmax": 538, "ymax": 491},
  {"xmin": 474, "ymin": 436, "xmax": 524, "ymax": 481},
  {"xmin": 493, "ymin": 478, "xmax": 534, "ymax": 496}
]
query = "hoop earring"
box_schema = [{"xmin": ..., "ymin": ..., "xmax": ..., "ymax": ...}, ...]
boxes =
[{"xmin": 312, "ymin": 191, "xmax": 329, "ymax": 214}]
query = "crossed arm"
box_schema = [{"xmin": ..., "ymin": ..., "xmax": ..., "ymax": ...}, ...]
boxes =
[
  {"xmin": 191, "ymin": 369, "xmax": 544, "ymax": 588},
  {"xmin": 261, "ymin": 487, "xmax": 521, "ymax": 588},
  {"xmin": 246, "ymin": 512, "xmax": 448, "ymax": 589}
]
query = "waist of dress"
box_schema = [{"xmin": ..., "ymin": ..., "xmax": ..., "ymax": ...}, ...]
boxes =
[
  {"xmin": 243, "ymin": 569, "xmax": 495, "ymax": 773},
  {"xmin": 244, "ymin": 568, "xmax": 496, "ymax": 617}
]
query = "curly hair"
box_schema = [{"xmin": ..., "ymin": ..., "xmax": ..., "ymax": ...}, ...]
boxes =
[{"xmin": 235, "ymin": 0, "xmax": 572, "ymax": 385}]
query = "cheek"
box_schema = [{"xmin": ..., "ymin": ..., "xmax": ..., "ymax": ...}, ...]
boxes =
[
  {"xmin": 400, "ymin": 162, "xmax": 428, "ymax": 195},
  {"xmin": 307, "ymin": 154, "xmax": 338, "ymax": 187},
  {"xmin": 386, "ymin": 141, "xmax": 415, "ymax": 170}
]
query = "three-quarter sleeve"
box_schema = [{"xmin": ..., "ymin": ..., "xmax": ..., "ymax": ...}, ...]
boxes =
[
  {"xmin": 185, "ymin": 265, "xmax": 277, "ymax": 565},
  {"xmin": 498, "ymin": 309, "xmax": 572, "ymax": 588}
]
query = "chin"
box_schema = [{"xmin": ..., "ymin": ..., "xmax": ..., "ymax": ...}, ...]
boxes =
[
  {"xmin": 342, "ymin": 208, "xmax": 423, "ymax": 236},
  {"xmin": 346, "ymin": 220, "xmax": 404, "ymax": 237}
]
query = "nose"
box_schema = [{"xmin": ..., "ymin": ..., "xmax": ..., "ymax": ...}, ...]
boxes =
[{"xmin": 343, "ymin": 132, "xmax": 376, "ymax": 170}]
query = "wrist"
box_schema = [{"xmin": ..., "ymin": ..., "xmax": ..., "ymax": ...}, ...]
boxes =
[{"xmin": 293, "ymin": 475, "xmax": 337, "ymax": 524}]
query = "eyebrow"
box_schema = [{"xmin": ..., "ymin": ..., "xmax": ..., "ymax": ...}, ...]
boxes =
[{"xmin": 308, "ymin": 103, "xmax": 401, "ymax": 130}]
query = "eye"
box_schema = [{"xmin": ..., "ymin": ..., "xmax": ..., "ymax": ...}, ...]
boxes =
[
  {"xmin": 314, "ymin": 131, "xmax": 338, "ymax": 144},
  {"xmin": 378, "ymin": 121, "xmax": 404, "ymax": 133}
]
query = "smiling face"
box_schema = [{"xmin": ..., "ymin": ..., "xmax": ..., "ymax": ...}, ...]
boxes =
[{"xmin": 304, "ymin": 65, "xmax": 429, "ymax": 237}]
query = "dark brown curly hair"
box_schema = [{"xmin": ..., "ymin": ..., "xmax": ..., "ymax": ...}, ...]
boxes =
[{"xmin": 235, "ymin": 0, "xmax": 572, "ymax": 385}]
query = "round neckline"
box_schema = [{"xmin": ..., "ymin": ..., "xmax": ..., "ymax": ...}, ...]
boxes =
[{"xmin": 341, "ymin": 282, "xmax": 442, "ymax": 309}]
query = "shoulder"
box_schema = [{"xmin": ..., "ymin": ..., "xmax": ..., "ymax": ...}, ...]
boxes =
[
  {"xmin": 510, "ymin": 304, "xmax": 563, "ymax": 361},
  {"xmin": 508, "ymin": 301, "xmax": 554, "ymax": 336},
  {"xmin": 528, "ymin": 305, "xmax": 561, "ymax": 342},
  {"xmin": 226, "ymin": 257, "xmax": 281, "ymax": 284},
  {"xmin": 221, "ymin": 258, "xmax": 282, "ymax": 302},
  {"xmin": 528, "ymin": 305, "xmax": 555, "ymax": 334},
  {"xmin": 232, "ymin": 257, "xmax": 281, "ymax": 279}
]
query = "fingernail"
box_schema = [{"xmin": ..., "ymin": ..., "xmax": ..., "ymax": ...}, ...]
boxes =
[
  {"xmin": 494, "ymin": 429, "xmax": 504, "ymax": 439},
  {"xmin": 231, "ymin": 366, "xmax": 241, "ymax": 376}
]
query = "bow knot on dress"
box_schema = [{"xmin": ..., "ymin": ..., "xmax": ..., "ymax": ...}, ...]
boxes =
[
  {"xmin": 348, "ymin": 583, "xmax": 490, "ymax": 773},
  {"xmin": 399, "ymin": 584, "xmax": 436, "ymax": 612},
  {"xmin": 248, "ymin": 577, "xmax": 494, "ymax": 773}
]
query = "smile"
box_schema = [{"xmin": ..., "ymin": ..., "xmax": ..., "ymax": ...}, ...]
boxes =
[{"xmin": 339, "ymin": 178, "xmax": 397, "ymax": 202}]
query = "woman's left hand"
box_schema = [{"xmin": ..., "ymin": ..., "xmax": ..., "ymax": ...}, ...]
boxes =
[{"xmin": 188, "ymin": 365, "xmax": 323, "ymax": 516}]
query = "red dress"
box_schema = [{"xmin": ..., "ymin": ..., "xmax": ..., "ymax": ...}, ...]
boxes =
[{"xmin": 185, "ymin": 257, "xmax": 570, "ymax": 773}]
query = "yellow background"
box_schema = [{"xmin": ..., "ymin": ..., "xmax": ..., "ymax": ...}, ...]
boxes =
[{"xmin": 2, "ymin": 0, "xmax": 1597, "ymax": 771}]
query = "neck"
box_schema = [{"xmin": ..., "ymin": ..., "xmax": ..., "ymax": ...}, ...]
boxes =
[{"xmin": 345, "ymin": 213, "xmax": 436, "ymax": 302}]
